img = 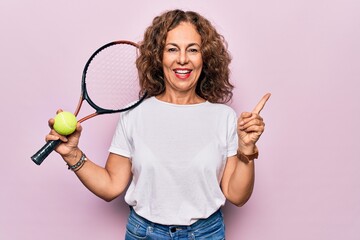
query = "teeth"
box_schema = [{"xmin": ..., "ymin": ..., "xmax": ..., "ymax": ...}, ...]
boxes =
[{"xmin": 175, "ymin": 70, "xmax": 191, "ymax": 74}]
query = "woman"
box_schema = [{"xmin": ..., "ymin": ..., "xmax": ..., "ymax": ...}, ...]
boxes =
[{"xmin": 47, "ymin": 9, "xmax": 270, "ymax": 240}]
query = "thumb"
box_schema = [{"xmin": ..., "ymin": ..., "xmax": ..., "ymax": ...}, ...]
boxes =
[
  {"xmin": 240, "ymin": 112, "xmax": 253, "ymax": 119},
  {"xmin": 73, "ymin": 122, "xmax": 83, "ymax": 135}
]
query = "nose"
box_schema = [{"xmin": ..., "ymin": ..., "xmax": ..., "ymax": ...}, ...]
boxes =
[{"xmin": 177, "ymin": 49, "xmax": 188, "ymax": 65}]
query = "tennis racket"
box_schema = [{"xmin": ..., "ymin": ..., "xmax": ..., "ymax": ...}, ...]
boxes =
[{"xmin": 31, "ymin": 40, "xmax": 147, "ymax": 165}]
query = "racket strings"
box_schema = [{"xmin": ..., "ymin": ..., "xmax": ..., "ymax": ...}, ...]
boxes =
[{"xmin": 85, "ymin": 43, "xmax": 140, "ymax": 111}]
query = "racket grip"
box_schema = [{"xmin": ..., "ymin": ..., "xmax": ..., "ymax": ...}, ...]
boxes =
[{"xmin": 31, "ymin": 139, "xmax": 62, "ymax": 165}]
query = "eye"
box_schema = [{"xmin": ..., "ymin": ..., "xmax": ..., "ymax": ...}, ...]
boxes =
[
  {"xmin": 166, "ymin": 47, "xmax": 178, "ymax": 53},
  {"xmin": 187, "ymin": 48, "xmax": 200, "ymax": 54}
]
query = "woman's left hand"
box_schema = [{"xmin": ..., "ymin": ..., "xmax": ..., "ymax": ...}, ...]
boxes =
[{"xmin": 237, "ymin": 93, "xmax": 271, "ymax": 151}]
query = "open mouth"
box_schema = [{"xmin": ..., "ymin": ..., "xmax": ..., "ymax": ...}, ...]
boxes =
[{"xmin": 174, "ymin": 69, "xmax": 192, "ymax": 79}]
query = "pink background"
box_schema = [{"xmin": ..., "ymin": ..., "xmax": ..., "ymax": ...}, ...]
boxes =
[{"xmin": 1, "ymin": 0, "xmax": 359, "ymax": 239}]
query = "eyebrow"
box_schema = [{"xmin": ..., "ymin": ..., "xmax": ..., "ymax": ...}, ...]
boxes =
[{"xmin": 165, "ymin": 43, "xmax": 201, "ymax": 48}]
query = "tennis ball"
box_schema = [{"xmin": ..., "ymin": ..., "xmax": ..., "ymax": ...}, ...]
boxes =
[{"xmin": 53, "ymin": 111, "xmax": 77, "ymax": 135}]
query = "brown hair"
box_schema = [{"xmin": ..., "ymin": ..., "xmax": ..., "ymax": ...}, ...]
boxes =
[{"xmin": 137, "ymin": 9, "xmax": 233, "ymax": 103}]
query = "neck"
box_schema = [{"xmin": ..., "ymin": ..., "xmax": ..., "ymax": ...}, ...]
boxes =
[{"xmin": 156, "ymin": 91, "xmax": 205, "ymax": 105}]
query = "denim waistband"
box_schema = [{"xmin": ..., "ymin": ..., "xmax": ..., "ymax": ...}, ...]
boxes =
[{"xmin": 129, "ymin": 207, "xmax": 223, "ymax": 232}]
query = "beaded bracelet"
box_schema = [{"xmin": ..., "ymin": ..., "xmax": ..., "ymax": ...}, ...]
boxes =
[
  {"xmin": 73, "ymin": 160, "xmax": 86, "ymax": 172},
  {"xmin": 67, "ymin": 152, "xmax": 87, "ymax": 171}
]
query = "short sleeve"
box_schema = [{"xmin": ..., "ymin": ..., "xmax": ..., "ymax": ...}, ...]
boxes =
[
  {"xmin": 227, "ymin": 109, "xmax": 238, "ymax": 157},
  {"xmin": 109, "ymin": 113, "xmax": 132, "ymax": 158}
]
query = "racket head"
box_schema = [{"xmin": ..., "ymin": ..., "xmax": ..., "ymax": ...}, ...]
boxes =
[
  {"xmin": 31, "ymin": 40, "xmax": 147, "ymax": 165},
  {"xmin": 80, "ymin": 40, "xmax": 146, "ymax": 120}
]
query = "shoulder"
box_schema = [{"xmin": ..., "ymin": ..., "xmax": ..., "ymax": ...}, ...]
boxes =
[
  {"xmin": 196, "ymin": 102, "xmax": 237, "ymax": 126},
  {"xmin": 206, "ymin": 102, "xmax": 237, "ymax": 116},
  {"xmin": 122, "ymin": 97, "xmax": 156, "ymax": 114}
]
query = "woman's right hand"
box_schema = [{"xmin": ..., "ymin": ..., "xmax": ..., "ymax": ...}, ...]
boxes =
[{"xmin": 45, "ymin": 109, "xmax": 82, "ymax": 159}]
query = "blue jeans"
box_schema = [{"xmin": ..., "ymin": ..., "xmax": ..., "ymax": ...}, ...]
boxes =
[{"xmin": 125, "ymin": 208, "xmax": 225, "ymax": 240}]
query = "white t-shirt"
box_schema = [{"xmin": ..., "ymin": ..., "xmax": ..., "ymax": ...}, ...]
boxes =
[{"xmin": 109, "ymin": 97, "xmax": 238, "ymax": 225}]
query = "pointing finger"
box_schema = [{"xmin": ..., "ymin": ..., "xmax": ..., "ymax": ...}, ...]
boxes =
[{"xmin": 252, "ymin": 93, "xmax": 271, "ymax": 114}]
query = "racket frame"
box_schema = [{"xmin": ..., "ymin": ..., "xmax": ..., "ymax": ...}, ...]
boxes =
[
  {"xmin": 76, "ymin": 40, "xmax": 147, "ymax": 123},
  {"xmin": 31, "ymin": 40, "xmax": 147, "ymax": 165}
]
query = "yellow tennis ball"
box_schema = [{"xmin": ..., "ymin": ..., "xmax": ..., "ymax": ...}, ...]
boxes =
[{"xmin": 53, "ymin": 111, "xmax": 77, "ymax": 135}]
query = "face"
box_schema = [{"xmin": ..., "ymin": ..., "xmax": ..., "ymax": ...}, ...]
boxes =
[{"xmin": 162, "ymin": 22, "xmax": 203, "ymax": 99}]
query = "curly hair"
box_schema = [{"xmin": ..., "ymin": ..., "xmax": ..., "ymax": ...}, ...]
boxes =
[{"xmin": 137, "ymin": 9, "xmax": 233, "ymax": 103}]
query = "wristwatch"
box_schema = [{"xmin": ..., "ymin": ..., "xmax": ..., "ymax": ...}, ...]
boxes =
[{"xmin": 236, "ymin": 148, "xmax": 259, "ymax": 164}]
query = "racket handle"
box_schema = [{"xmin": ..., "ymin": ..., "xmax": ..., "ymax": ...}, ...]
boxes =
[{"xmin": 31, "ymin": 139, "xmax": 62, "ymax": 165}]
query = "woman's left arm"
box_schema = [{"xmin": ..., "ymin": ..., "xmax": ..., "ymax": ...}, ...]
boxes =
[{"xmin": 221, "ymin": 93, "xmax": 271, "ymax": 206}]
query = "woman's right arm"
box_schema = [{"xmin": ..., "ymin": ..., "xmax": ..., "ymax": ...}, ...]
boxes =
[
  {"xmin": 65, "ymin": 149, "xmax": 132, "ymax": 202},
  {"xmin": 46, "ymin": 112, "xmax": 132, "ymax": 202}
]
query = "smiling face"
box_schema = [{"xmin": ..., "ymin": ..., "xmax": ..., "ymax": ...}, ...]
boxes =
[{"xmin": 161, "ymin": 22, "xmax": 203, "ymax": 104}]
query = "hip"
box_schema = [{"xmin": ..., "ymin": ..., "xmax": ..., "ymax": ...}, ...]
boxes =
[{"xmin": 125, "ymin": 207, "xmax": 225, "ymax": 240}]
